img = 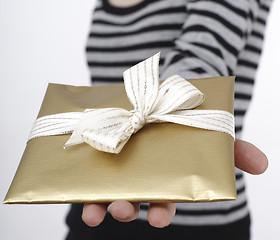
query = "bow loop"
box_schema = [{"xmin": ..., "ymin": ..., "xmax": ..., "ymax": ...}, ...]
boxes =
[
  {"xmin": 123, "ymin": 53, "xmax": 160, "ymax": 116},
  {"xmin": 151, "ymin": 75, "xmax": 205, "ymax": 115}
]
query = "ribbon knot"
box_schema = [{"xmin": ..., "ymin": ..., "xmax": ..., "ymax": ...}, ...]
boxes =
[
  {"xmin": 129, "ymin": 111, "xmax": 146, "ymax": 133},
  {"xmin": 28, "ymin": 52, "xmax": 235, "ymax": 154}
]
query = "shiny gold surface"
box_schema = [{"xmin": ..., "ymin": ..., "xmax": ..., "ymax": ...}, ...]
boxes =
[{"xmin": 4, "ymin": 76, "xmax": 236, "ymax": 204}]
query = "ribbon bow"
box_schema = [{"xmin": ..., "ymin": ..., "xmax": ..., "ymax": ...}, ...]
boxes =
[{"xmin": 29, "ymin": 53, "xmax": 234, "ymax": 154}]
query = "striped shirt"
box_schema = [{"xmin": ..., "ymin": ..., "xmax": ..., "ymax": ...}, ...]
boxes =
[{"xmin": 85, "ymin": 0, "xmax": 272, "ymax": 226}]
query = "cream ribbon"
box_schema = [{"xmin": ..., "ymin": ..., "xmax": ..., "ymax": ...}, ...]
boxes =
[{"xmin": 29, "ymin": 52, "xmax": 235, "ymax": 154}]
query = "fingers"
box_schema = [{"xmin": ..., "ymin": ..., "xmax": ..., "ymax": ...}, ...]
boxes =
[
  {"xmin": 82, "ymin": 202, "xmax": 176, "ymax": 228},
  {"xmin": 234, "ymin": 139, "xmax": 268, "ymax": 175},
  {"xmin": 82, "ymin": 201, "xmax": 140, "ymax": 227},
  {"xmin": 147, "ymin": 203, "xmax": 176, "ymax": 228},
  {"xmin": 82, "ymin": 203, "xmax": 108, "ymax": 227},
  {"xmin": 109, "ymin": 201, "xmax": 140, "ymax": 222}
]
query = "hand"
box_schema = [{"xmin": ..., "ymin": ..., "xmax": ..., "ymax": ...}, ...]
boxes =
[{"xmin": 82, "ymin": 139, "xmax": 268, "ymax": 228}]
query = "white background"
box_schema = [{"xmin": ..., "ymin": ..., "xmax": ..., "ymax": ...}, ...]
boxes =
[{"xmin": 0, "ymin": 0, "xmax": 279, "ymax": 239}]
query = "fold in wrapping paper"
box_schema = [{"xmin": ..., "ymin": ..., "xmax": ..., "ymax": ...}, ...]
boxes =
[{"xmin": 4, "ymin": 76, "xmax": 236, "ymax": 204}]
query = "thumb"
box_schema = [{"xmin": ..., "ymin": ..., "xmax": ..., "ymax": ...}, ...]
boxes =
[{"xmin": 234, "ymin": 139, "xmax": 268, "ymax": 175}]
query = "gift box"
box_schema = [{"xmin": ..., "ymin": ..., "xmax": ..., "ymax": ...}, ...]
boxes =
[{"xmin": 4, "ymin": 53, "xmax": 236, "ymax": 204}]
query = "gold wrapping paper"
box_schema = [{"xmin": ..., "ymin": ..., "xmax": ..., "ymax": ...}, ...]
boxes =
[{"xmin": 4, "ymin": 76, "xmax": 236, "ymax": 204}]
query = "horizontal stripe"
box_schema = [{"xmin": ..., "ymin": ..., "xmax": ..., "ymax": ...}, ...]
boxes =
[
  {"xmin": 188, "ymin": 67, "xmax": 206, "ymax": 74},
  {"xmin": 234, "ymin": 110, "xmax": 246, "ymax": 116},
  {"xmin": 235, "ymin": 76, "xmax": 254, "ymax": 84},
  {"xmin": 244, "ymin": 44, "xmax": 262, "ymax": 54},
  {"xmin": 86, "ymin": 41, "xmax": 174, "ymax": 52},
  {"xmin": 91, "ymin": 76, "xmax": 123, "ymax": 82},
  {"xmin": 236, "ymin": 173, "xmax": 244, "ymax": 180},
  {"xmin": 235, "ymin": 126, "xmax": 243, "ymax": 132},
  {"xmin": 88, "ymin": 58, "xmax": 164, "ymax": 67},
  {"xmin": 256, "ymin": 16, "xmax": 266, "ymax": 25},
  {"xmin": 251, "ymin": 30, "xmax": 264, "ymax": 39},
  {"xmin": 237, "ymin": 185, "xmax": 245, "ymax": 195},
  {"xmin": 237, "ymin": 59, "xmax": 258, "ymax": 69},
  {"xmin": 260, "ymin": 3, "xmax": 270, "ymax": 12},
  {"xmin": 235, "ymin": 92, "xmax": 252, "ymax": 100}
]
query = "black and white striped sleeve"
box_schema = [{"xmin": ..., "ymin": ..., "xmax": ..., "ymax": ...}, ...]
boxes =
[{"xmin": 160, "ymin": 0, "xmax": 266, "ymax": 80}]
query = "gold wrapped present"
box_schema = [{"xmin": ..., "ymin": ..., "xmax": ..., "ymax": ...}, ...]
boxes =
[{"xmin": 4, "ymin": 53, "xmax": 236, "ymax": 204}]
